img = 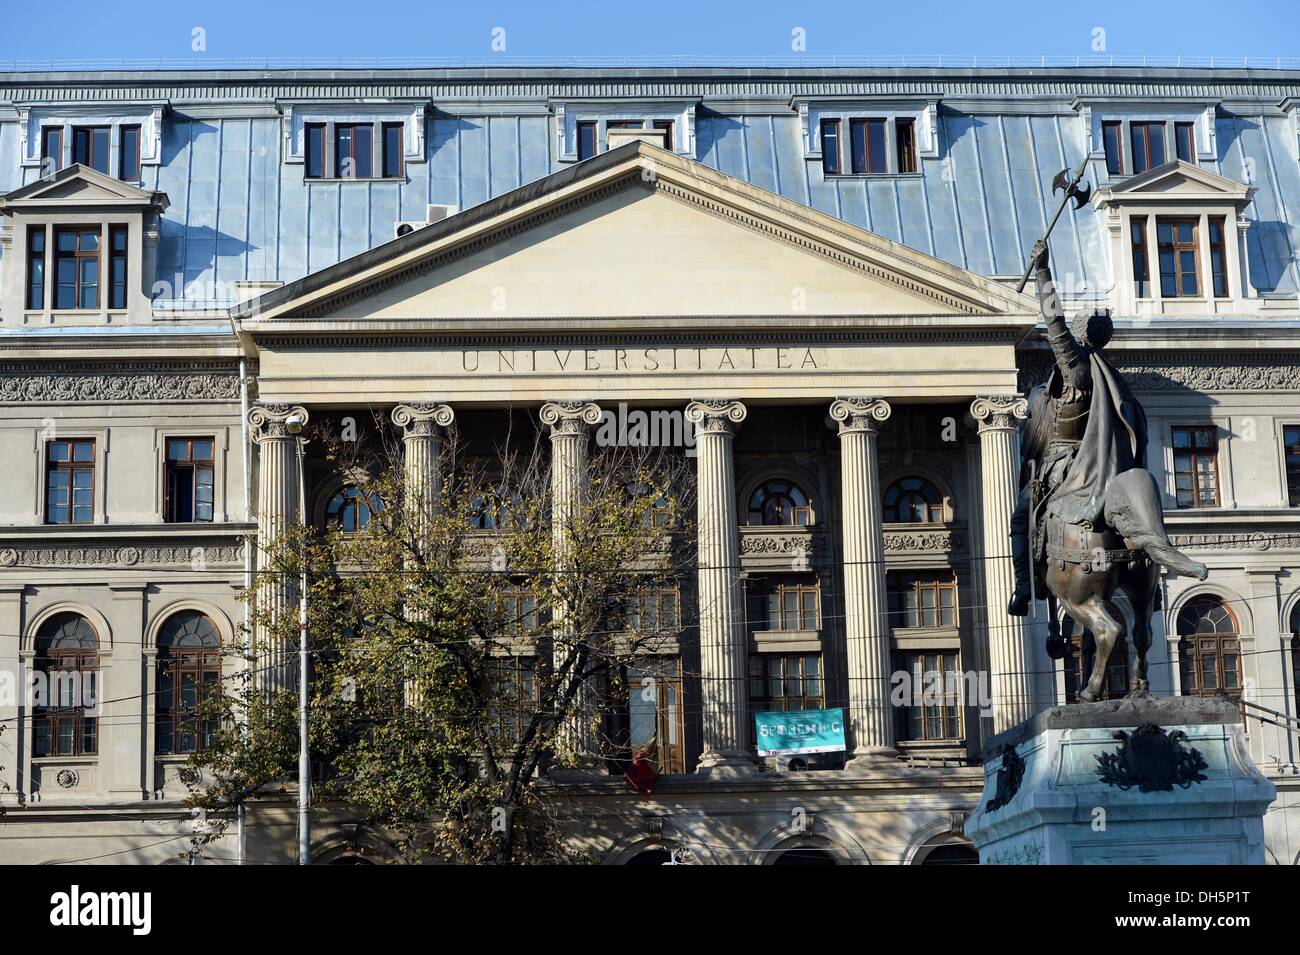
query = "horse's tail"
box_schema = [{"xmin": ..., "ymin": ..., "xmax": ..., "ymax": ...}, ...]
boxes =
[{"xmin": 1103, "ymin": 469, "xmax": 1208, "ymax": 580}]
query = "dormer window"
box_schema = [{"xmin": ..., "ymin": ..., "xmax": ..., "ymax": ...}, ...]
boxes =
[
  {"xmin": 818, "ymin": 116, "xmax": 917, "ymax": 176},
  {"xmin": 1095, "ymin": 162, "xmax": 1252, "ymax": 316},
  {"xmin": 282, "ymin": 102, "xmax": 426, "ymax": 181},
  {"xmin": 40, "ymin": 127, "xmax": 63, "ymax": 174},
  {"xmin": 1095, "ymin": 113, "xmax": 1205, "ymax": 179},
  {"xmin": 555, "ymin": 102, "xmax": 696, "ymax": 162},
  {"xmin": 19, "ymin": 105, "xmax": 164, "ymax": 180}
]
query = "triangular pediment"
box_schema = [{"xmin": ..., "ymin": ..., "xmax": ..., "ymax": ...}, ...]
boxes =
[
  {"xmin": 1096, "ymin": 160, "xmax": 1253, "ymax": 207},
  {"xmin": 0, "ymin": 164, "xmax": 169, "ymax": 211},
  {"xmin": 237, "ymin": 142, "xmax": 1035, "ymax": 326}
]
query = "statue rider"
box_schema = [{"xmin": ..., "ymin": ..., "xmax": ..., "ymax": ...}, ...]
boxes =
[{"xmin": 1007, "ymin": 238, "xmax": 1205, "ymax": 616}]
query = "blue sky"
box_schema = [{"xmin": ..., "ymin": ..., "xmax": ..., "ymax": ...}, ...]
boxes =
[{"xmin": 1, "ymin": 0, "xmax": 1297, "ymax": 63}]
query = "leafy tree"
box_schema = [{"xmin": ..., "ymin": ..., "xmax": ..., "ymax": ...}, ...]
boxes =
[{"xmin": 186, "ymin": 415, "xmax": 690, "ymax": 863}]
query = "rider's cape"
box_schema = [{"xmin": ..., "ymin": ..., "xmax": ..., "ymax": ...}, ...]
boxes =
[{"xmin": 1024, "ymin": 348, "xmax": 1148, "ymax": 527}]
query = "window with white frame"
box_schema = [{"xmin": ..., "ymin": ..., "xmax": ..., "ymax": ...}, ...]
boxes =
[
  {"xmin": 1089, "ymin": 108, "xmax": 1212, "ymax": 179},
  {"xmin": 19, "ymin": 106, "xmax": 164, "ymax": 180},
  {"xmin": 555, "ymin": 103, "xmax": 696, "ymax": 162},
  {"xmin": 283, "ymin": 104, "xmax": 426, "ymax": 181},
  {"xmin": 796, "ymin": 99, "xmax": 935, "ymax": 177}
]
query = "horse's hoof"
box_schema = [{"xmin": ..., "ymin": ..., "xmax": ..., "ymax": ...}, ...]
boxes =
[
  {"xmin": 1126, "ymin": 687, "xmax": 1152, "ymax": 700},
  {"xmin": 1045, "ymin": 637, "xmax": 1067, "ymax": 660},
  {"xmin": 1079, "ymin": 689, "xmax": 1100, "ymax": 703}
]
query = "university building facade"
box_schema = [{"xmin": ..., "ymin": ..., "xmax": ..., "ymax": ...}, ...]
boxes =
[{"xmin": 0, "ymin": 64, "xmax": 1297, "ymax": 864}]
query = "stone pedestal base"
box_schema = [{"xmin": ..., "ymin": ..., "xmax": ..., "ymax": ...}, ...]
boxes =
[
  {"xmin": 964, "ymin": 697, "xmax": 1276, "ymax": 865},
  {"xmin": 694, "ymin": 754, "xmax": 757, "ymax": 778}
]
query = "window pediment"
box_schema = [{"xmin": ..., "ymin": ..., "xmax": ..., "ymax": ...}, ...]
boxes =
[
  {"xmin": 0, "ymin": 164, "xmax": 169, "ymax": 213},
  {"xmin": 1094, "ymin": 160, "xmax": 1253, "ymax": 209}
]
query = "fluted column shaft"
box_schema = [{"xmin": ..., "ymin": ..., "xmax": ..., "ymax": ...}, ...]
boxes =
[
  {"xmin": 971, "ymin": 395, "xmax": 1033, "ymax": 732},
  {"xmin": 685, "ymin": 399, "xmax": 753, "ymax": 772},
  {"xmin": 539, "ymin": 400, "xmax": 603, "ymax": 766},
  {"xmin": 830, "ymin": 398, "xmax": 897, "ymax": 762},
  {"xmin": 249, "ymin": 403, "xmax": 309, "ymax": 695},
  {"xmin": 391, "ymin": 403, "xmax": 454, "ymax": 537}
]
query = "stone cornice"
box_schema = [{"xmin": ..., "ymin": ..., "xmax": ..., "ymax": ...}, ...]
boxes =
[
  {"xmin": 0, "ymin": 362, "xmax": 240, "ymax": 403},
  {"xmin": 1018, "ymin": 351, "xmax": 1300, "ymax": 394}
]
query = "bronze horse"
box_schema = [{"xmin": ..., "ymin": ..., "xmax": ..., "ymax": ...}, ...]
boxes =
[{"xmin": 1036, "ymin": 469, "xmax": 1206, "ymax": 701}]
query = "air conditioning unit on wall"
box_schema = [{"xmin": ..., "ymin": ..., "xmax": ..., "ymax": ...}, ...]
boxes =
[{"xmin": 394, "ymin": 203, "xmax": 457, "ymax": 239}]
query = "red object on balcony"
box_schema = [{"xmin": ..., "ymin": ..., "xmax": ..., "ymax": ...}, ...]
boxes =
[{"xmin": 624, "ymin": 749, "xmax": 658, "ymax": 795}]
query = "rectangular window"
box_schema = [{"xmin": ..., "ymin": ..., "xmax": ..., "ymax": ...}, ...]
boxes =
[
  {"xmin": 335, "ymin": 123, "xmax": 373, "ymax": 179},
  {"xmin": 748, "ymin": 653, "xmax": 823, "ymax": 711},
  {"xmin": 40, "ymin": 126, "xmax": 63, "ymax": 174},
  {"xmin": 165, "ymin": 437, "xmax": 215, "ymax": 523},
  {"xmin": 46, "ymin": 439, "xmax": 95, "ymax": 525},
  {"xmin": 108, "ymin": 225, "xmax": 128, "ymax": 310},
  {"xmin": 1131, "ymin": 216, "xmax": 1150, "ymax": 297},
  {"xmin": 1102, "ymin": 120, "xmax": 1124, "ymax": 175},
  {"xmin": 1283, "ymin": 425, "xmax": 1300, "ymax": 507},
  {"xmin": 849, "ymin": 118, "xmax": 887, "ymax": 174},
  {"xmin": 887, "ymin": 571, "xmax": 958, "ymax": 629},
  {"xmin": 118, "ymin": 125, "xmax": 141, "ymax": 180},
  {"xmin": 27, "ymin": 227, "xmax": 46, "ymax": 310},
  {"xmin": 750, "ymin": 581, "xmax": 820, "ymax": 631},
  {"xmin": 54, "ymin": 226, "xmax": 100, "ymax": 310},
  {"xmin": 820, "ymin": 119, "xmax": 841, "ymax": 175},
  {"xmin": 71, "ymin": 126, "xmax": 110, "ymax": 174},
  {"xmin": 652, "ymin": 119, "xmax": 674, "ymax": 151},
  {"xmin": 576, "ymin": 121, "xmax": 598, "ymax": 161},
  {"xmin": 381, "ymin": 122, "xmax": 404, "ymax": 179},
  {"xmin": 1175, "ymin": 122, "xmax": 1196, "ymax": 164},
  {"xmin": 1208, "ymin": 216, "xmax": 1229, "ymax": 298},
  {"xmin": 612, "ymin": 656, "xmax": 685, "ymax": 774},
  {"xmin": 895, "ymin": 118, "xmax": 917, "ymax": 173},
  {"xmin": 488, "ymin": 656, "xmax": 538, "ymax": 745},
  {"xmin": 304, "ymin": 123, "xmax": 326, "ymax": 179},
  {"xmin": 1156, "ymin": 217, "xmax": 1201, "ymax": 298},
  {"xmin": 625, "ymin": 586, "xmax": 681, "ymax": 633},
  {"xmin": 897, "ymin": 650, "xmax": 963, "ymax": 741},
  {"xmin": 1172, "ymin": 425, "xmax": 1220, "ymax": 508},
  {"xmin": 1130, "ymin": 121, "xmax": 1166, "ymax": 174}
]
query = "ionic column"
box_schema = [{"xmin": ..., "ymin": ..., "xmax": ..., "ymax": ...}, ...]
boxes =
[
  {"xmin": 249, "ymin": 403, "xmax": 309, "ymax": 695},
  {"xmin": 970, "ymin": 395, "xmax": 1033, "ymax": 732},
  {"xmin": 539, "ymin": 400, "xmax": 604, "ymax": 768},
  {"xmin": 829, "ymin": 398, "xmax": 897, "ymax": 764},
  {"xmin": 684, "ymin": 399, "xmax": 754, "ymax": 774},
  {"xmin": 391, "ymin": 403, "xmax": 454, "ymax": 535}
]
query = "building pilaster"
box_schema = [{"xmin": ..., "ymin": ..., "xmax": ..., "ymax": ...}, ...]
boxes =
[
  {"xmin": 684, "ymin": 399, "xmax": 755, "ymax": 774},
  {"xmin": 391, "ymin": 403, "xmax": 454, "ymax": 535},
  {"xmin": 829, "ymin": 397, "xmax": 898, "ymax": 765},
  {"xmin": 248, "ymin": 402, "xmax": 309, "ymax": 695},
  {"xmin": 970, "ymin": 395, "xmax": 1033, "ymax": 732},
  {"xmin": 539, "ymin": 400, "xmax": 604, "ymax": 769}
]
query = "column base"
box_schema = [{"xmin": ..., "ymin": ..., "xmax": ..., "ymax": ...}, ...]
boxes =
[
  {"xmin": 841, "ymin": 747, "xmax": 901, "ymax": 774},
  {"xmin": 548, "ymin": 760, "xmax": 610, "ymax": 782},
  {"xmin": 695, "ymin": 751, "xmax": 758, "ymax": 778}
]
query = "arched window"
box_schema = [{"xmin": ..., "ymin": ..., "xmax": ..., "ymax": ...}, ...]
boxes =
[
  {"xmin": 326, "ymin": 486, "xmax": 381, "ymax": 533},
  {"xmin": 1290, "ymin": 603, "xmax": 1300, "ymax": 716},
  {"xmin": 883, "ymin": 477, "xmax": 946, "ymax": 523},
  {"xmin": 1177, "ymin": 596, "xmax": 1241, "ymax": 698},
  {"xmin": 33, "ymin": 613, "xmax": 99, "ymax": 757},
  {"xmin": 157, "ymin": 612, "xmax": 221, "ymax": 755},
  {"xmin": 747, "ymin": 480, "xmax": 813, "ymax": 526},
  {"xmin": 919, "ymin": 843, "xmax": 979, "ymax": 865}
]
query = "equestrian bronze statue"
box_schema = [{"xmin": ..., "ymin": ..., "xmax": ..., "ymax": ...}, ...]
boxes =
[{"xmin": 1007, "ymin": 237, "xmax": 1208, "ymax": 702}]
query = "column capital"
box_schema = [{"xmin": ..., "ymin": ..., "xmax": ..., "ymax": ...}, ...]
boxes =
[
  {"xmin": 391, "ymin": 402, "xmax": 454, "ymax": 436},
  {"xmin": 970, "ymin": 395, "xmax": 1029, "ymax": 433},
  {"xmin": 685, "ymin": 399, "xmax": 747, "ymax": 435},
  {"xmin": 829, "ymin": 397, "xmax": 891, "ymax": 435},
  {"xmin": 539, "ymin": 400, "xmax": 602, "ymax": 436},
  {"xmin": 248, "ymin": 403, "xmax": 309, "ymax": 443}
]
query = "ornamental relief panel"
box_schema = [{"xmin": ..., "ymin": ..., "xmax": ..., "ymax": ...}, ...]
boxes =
[
  {"xmin": 0, "ymin": 540, "xmax": 246, "ymax": 569},
  {"xmin": 1018, "ymin": 355, "xmax": 1300, "ymax": 395},
  {"xmin": 0, "ymin": 364, "xmax": 241, "ymax": 403}
]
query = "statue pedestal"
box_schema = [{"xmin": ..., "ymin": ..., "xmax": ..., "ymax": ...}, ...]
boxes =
[{"xmin": 964, "ymin": 697, "xmax": 1275, "ymax": 865}]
